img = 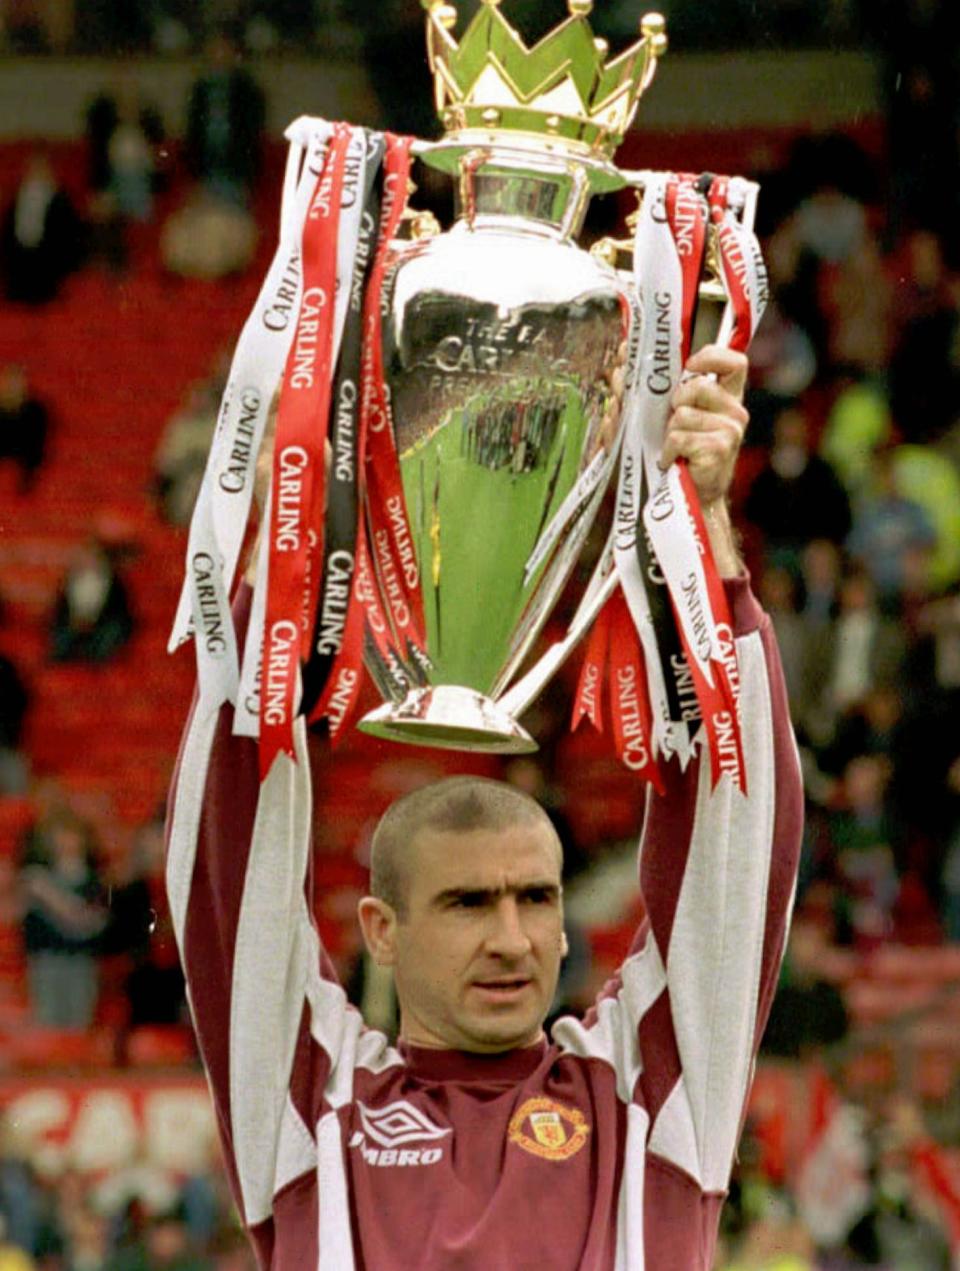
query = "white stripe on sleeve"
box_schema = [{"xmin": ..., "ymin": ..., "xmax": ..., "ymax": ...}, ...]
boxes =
[
  {"xmin": 229, "ymin": 719, "xmax": 315, "ymax": 1225},
  {"xmin": 665, "ymin": 629, "xmax": 775, "ymax": 1192},
  {"xmin": 317, "ymin": 1110, "xmax": 357, "ymax": 1270},
  {"xmin": 554, "ymin": 934, "xmax": 667, "ymax": 1103},
  {"xmin": 274, "ymin": 1095, "xmax": 319, "ymax": 1196},
  {"xmin": 614, "ymin": 1103, "xmax": 649, "ymax": 1271},
  {"xmin": 166, "ymin": 706, "xmax": 219, "ymax": 949}
]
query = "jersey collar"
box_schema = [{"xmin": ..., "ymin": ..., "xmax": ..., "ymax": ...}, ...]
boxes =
[{"xmin": 399, "ymin": 1037, "xmax": 549, "ymax": 1083}]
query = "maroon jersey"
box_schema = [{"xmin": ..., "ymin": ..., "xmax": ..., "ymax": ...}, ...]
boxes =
[{"xmin": 166, "ymin": 576, "xmax": 802, "ymax": 1269}]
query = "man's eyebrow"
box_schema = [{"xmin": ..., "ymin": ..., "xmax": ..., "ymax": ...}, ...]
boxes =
[{"xmin": 431, "ymin": 881, "xmax": 561, "ymax": 906}]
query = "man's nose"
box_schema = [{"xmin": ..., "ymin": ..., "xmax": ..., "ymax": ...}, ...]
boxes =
[{"xmin": 485, "ymin": 898, "xmax": 532, "ymax": 960}]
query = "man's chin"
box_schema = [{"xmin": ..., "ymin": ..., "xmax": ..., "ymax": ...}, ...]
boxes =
[{"xmin": 456, "ymin": 1009, "xmax": 544, "ymax": 1053}]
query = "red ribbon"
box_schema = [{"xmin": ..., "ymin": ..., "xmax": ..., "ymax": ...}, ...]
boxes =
[
  {"xmin": 361, "ymin": 148, "xmax": 429, "ymax": 676},
  {"xmin": 574, "ymin": 174, "xmax": 751, "ymax": 792},
  {"xmin": 666, "ymin": 176, "xmax": 707, "ymax": 366},
  {"xmin": 709, "ymin": 176, "xmax": 753, "ymax": 354},
  {"xmin": 310, "ymin": 134, "xmax": 418, "ymax": 738},
  {"xmin": 607, "ymin": 588, "xmax": 664, "ymax": 794},
  {"xmin": 571, "ymin": 597, "xmax": 610, "ymax": 734},
  {"xmin": 259, "ymin": 124, "xmax": 351, "ymax": 779}
]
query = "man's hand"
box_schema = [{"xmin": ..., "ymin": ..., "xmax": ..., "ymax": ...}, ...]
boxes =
[
  {"xmin": 660, "ymin": 345, "xmax": 748, "ymax": 508},
  {"xmin": 660, "ymin": 344, "xmax": 749, "ymax": 577}
]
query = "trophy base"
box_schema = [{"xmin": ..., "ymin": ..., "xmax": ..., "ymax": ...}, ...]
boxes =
[{"xmin": 358, "ymin": 686, "xmax": 538, "ymax": 754}]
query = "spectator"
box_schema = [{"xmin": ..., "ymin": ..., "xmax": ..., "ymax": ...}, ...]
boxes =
[
  {"xmin": 884, "ymin": 443, "xmax": 960, "ymax": 596},
  {"xmin": 0, "ymin": 153, "xmax": 83, "ymax": 304},
  {"xmin": 2, "ymin": 1, "xmax": 51, "ymax": 52},
  {"xmin": 0, "ymin": 1115, "xmax": 46, "ymax": 1265},
  {"xmin": 62, "ymin": 1204, "xmax": 110, "ymax": 1271},
  {"xmin": 791, "ymin": 177, "xmax": 867, "ymax": 269},
  {"xmin": 743, "ymin": 298, "xmax": 818, "ymax": 444},
  {"xmin": 818, "ymin": 372, "xmax": 893, "ymax": 500},
  {"xmin": 822, "ymin": 232, "xmax": 893, "ymax": 375},
  {"xmin": 105, "ymin": 1202, "xmax": 211, "ymax": 1271},
  {"xmin": 880, "ymin": 0, "xmax": 960, "ymax": 246},
  {"xmin": 799, "ymin": 537, "xmax": 842, "ymax": 625},
  {"xmin": 104, "ymin": 818, "xmax": 186, "ymax": 1032},
  {"xmin": 0, "ymin": 1218, "xmax": 34, "ymax": 1270},
  {"xmin": 744, "ymin": 405, "xmax": 852, "ymax": 565},
  {"xmin": 938, "ymin": 755, "xmax": 960, "ymax": 941},
  {"xmin": 825, "ymin": 753, "xmax": 901, "ymax": 948},
  {"xmin": 0, "ymin": 645, "xmax": 29, "ymax": 795},
  {"xmin": 757, "ymin": 563, "xmax": 813, "ymax": 724},
  {"xmin": 847, "ymin": 448, "xmax": 937, "ymax": 608},
  {"xmin": 50, "ymin": 539, "xmax": 134, "ymax": 663},
  {"xmin": 804, "ymin": 567, "xmax": 906, "ymax": 747},
  {"xmin": 84, "ymin": 75, "xmax": 165, "ymax": 274},
  {"xmin": 184, "ymin": 26, "xmax": 265, "ymax": 205},
  {"xmin": 20, "ymin": 811, "xmax": 107, "ymax": 1029},
  {"xmin": 86, "ymin": 76, "xmax": 165, "ymax": 220},
  {"xmin": 159, "ymin": 190, "xmax": 256, "ymax": 281},
  {"xmin": 761, "ymin": 916, "xmax": 849, "ymax": 1060},
  {"xmin": 0, "ymin": 363, "xmax": 49, "ymax": 492},
  {"xmin": 888, "ymin": 268, "xmax": 960, "ymax": 444},
  {"xmin": 918, "ymin": 590, "xmax": 960, "ymax": 691},
  {"xmin": 153, "ymin": 382, "xmax": 220, "ymax": 524}
]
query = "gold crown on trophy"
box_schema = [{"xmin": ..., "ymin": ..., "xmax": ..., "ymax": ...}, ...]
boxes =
[{"xmin": 422, "ymin": 0, "xmax": 667, "ymax": 156}]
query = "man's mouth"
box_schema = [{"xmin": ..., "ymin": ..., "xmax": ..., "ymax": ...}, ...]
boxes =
[{"xmin": 471, "ymin": 977, "xmax": 532, "ymax": 1001}]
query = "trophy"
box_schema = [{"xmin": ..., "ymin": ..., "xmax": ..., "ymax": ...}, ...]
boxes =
[
  {"xmin": 358, "ymin": 0, "xmax": 666, "ymax": 752},
  {"xmin": 172, "ymin": 0, "xmax": 765, "ymax": 781}
]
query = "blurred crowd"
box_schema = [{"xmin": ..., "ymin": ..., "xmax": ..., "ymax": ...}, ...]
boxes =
[
  {"xmin": 2, "ymin": 0, "xmax": 960, "ymax": 1266},
  {"xmin": 0, "ymin": 0, "xmax": 931, "ymax": 56},
  {"xmin": 0, "ymin": 1142, "xmax": 255, "ymax": 1270}
]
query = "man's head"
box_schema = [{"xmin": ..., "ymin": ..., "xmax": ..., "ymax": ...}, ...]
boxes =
[{"xmin": 358, "ymin": 777, "xmax": 567, "ymax": 1055}]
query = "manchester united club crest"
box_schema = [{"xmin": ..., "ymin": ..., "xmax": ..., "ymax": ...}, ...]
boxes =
[{"xmin": 508, "ymin": 1096, "xmax": 591, "ymax": 1161}]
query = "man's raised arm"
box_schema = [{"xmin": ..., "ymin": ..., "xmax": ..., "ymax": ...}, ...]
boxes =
[
  {"xmin": 555, "ymin": 346, "xmax": 802, "ymax": 1198},
  {"xmin": 164, "ymin": 586, "xmax": 382, "ymax": 1264}
]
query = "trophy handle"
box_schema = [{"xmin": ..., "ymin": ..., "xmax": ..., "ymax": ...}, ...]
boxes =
[{"xmin": 496, "ymin": 536, "xmax": 619, "ymax": 723}]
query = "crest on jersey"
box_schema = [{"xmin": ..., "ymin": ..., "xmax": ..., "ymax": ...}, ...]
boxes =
[
  {"xmin": 508, "ymin": 1096, "xmax": 590, "ymax": 1161},
  {"xmin": 358, "ymin": 1100, "xmax": 450, "ymax": 1148}
]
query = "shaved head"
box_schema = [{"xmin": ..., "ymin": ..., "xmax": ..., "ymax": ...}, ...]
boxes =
[{"xmin": 370, "ymin": 776, "xmax": 561, "ymax": 918}]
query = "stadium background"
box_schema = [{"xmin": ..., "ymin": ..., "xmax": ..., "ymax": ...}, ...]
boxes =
[{"xmin": 1, "ymin": 1, "xmax": 959, "ymax": 1266}]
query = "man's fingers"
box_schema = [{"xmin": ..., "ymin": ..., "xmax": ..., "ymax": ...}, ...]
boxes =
[
  {"xmin": 661, "ymin": 425, "xmax": 733, "ymax": 472},
  {"xmin": 672, "ymin": 376, "xmax": 749, "ymax": 426},
  {"xmin": 684, "ymin": 345, "xmax": 748, "ymax": 398},
  {"xmin": 669, "ymin": 403, "xmax": 746, "ymax": 445}
]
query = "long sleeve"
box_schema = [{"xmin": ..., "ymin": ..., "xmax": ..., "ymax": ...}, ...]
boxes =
[
  {"xmin": 554, "ymin": 575, "xmax": 803, "ymax": 1198},
  {"xmin": 638, "ymin": 575, "xmax": 802, "ymax": 1191},
  {"xmin": 165, "ymin": 588, "xmax": 393, "ymax": 1265}
]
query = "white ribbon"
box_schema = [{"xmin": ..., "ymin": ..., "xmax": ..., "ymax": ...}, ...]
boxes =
[
  {"xmin": 611, "ymin": 241, "xmax": 677, "ymax": 763},
  {"xmin": 170, "ymin": 118, "xmax": 376, "ymax": 721},
  {"xmin": 169, "ymin": 119, "xmax": 335, "ymax": 713}
]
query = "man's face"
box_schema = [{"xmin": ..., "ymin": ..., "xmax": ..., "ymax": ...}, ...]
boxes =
[{"xmin": 385, "ymin": 822, "xmax": 565, "ymax": 1053}]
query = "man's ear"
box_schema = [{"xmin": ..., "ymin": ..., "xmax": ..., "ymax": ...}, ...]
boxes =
[
  {"xmin": 560, "ymin": 929, "xmax": 570, "ymax": 959},
  {"xmin": 358, "ymin": 896, "xmax": 399, "ymax": 967}
]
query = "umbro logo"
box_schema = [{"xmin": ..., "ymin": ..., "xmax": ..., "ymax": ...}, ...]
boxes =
[{"xmin": 348, "ymin": 1100, "xmax": 451, "ymax": 1168}]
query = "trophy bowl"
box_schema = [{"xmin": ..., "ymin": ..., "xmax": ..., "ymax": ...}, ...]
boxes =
[{"xmin": 358, "ymin": 149, "xmax": 627, "ymax": 752}]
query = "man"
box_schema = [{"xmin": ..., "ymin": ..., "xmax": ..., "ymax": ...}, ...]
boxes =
[{"xmin": 166, "ymin": 345, "xmax": 803, "ymax": 1268}]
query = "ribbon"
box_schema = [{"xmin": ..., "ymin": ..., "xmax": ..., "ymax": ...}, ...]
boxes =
[
  {"xmin": 571, "ymin": 597, "xmax": 609, "ymax": 733},
  {"xmin": 259, "ymin": 124, "xmax": 353, "ymax": 779},
  {"xmin": 607, "ymin": 588, "xmax": 664, "ymax": 793},
  {"xmin": 299, "ymin": 132, "xmax": 385, "ymax": 719},
  {"xmin": 171, "ymin": 120, "xmax": 333, "ymax": 716},
  {"xmin": 573, "ymin": 170, "xmax": 767, "ymax": 791},
  {"xmin": 637, "ymin": 171, "xmax": 746, "ymax": 791},
  {"xmin": 309, "ymin": 134, "xmax": 418, "ymax": 739},
  {"xmin": 362, "ymin": 141, "xmax": 431, "ymax": 684}
]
